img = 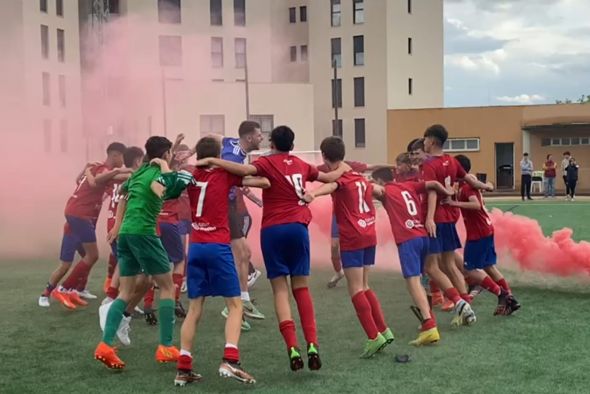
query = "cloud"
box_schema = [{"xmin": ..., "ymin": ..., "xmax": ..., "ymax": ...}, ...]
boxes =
[
  {"xmin": 445, "ymin": 50, "xmax": 505, "ymax": 75},
  {"xmin": 495, "ymin": 94, "xmax": 547, "ymax": 104},
  {"xmin": 445, "ymin": 18, "xmax": 511, "ymax": 54}
]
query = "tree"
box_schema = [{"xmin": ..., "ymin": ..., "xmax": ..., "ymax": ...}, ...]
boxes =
[{"xmin": 555, "ymin": 94, "xmax": 590, "ymax": 104}]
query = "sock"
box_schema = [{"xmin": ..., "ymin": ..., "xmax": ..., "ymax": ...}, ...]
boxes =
[
  {"xmin": 241, "ymin": 291, "xmax": 250, "ymax": 302},
  {"xmin": 421, "ymin": 318, "xmax": 437, "ymax": 331},
  {"xmin": 351, "ymin": 292, "xmax": 379, "ymax": 340},
  {"xmin": 364, "ymin": 289, "xmax": 388, "ymax": 333},
  {"xmin": 180, "ymin": 349, "xmax": 192, "ymax": 357},
  {"xmin": 77, "ymin": 269, "xmax": 91, "ymax": 292},
  {"xmin": 279, "ymin": 320, "xmax": 298, "ymax": 349},
  {"xmin": 443, "ymin": 287, "xmax": 462, "ymax": 305},
  {"xmin": 159, "ymin": 298, "xmax": 176, "ymax": 346},
  {"xmin": 60, "ymin": 260, "xmax": 86, "ymax": 290},
  {"xmin": 42, "ymin": 282, "xmax": 56, "ymax": 297},
  {"xmin": 496, "ymin": 278, "xmax": 511, "ymax": 294},
  {"xmin": 223, "ymin": 344, "xmax": 240, "ymax": 363},
  {"xmin": 460, "ymin": 293, "xmax": 473, "ymax": 303},
  {"xmin": 144, "ymin": 287, "xmax": 155, "ymax": 310},
  {"xmin": 106, "ymin": 286, "xmax": 119, "ymax": 300},
  {"xmin": 103, "ymin": 299, "xmax": 127, "ymax": 346},
  {"xmin": 292, "ymin": 287, "xmax": 318, "ymax": 345},
  {"xmin": 177, "ymin": 354, "xmax": 192, "ymax": 372},
  {"xmin": 466, "ymin": 276, "xmax": 478, "ymax": 287},
  {"xmin": 429, "ymin": 280, "xmax": 440, "ymax": 294},
  {"xmin": 173, "ymin": 273, "xmax": 183, "ymax": 301},
  {"xmin": 480, "ymin": 276, "xmax": 501, "ymax": 296},
  {"xmin": 107, "ymin": 254, "xmax": 117, "ymax": 279}
]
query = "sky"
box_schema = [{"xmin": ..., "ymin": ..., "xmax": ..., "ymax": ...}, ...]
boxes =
[{"xmin": 444, "ymin": 0, "xmax": 590, "ymax": 107}]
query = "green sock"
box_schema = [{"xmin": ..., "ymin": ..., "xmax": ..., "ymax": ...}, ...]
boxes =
[
  {"xmin": 103, "ymin": 299, "xmax": 127, "ymax": 346},
  {"xmin": 159, "ymin": 298, "xmax": 175, "ymax": 346}
]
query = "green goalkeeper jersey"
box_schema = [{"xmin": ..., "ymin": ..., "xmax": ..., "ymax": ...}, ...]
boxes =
[{"xmin": 119, "ymin": 163, "xmax": 193, "ymax": 236}]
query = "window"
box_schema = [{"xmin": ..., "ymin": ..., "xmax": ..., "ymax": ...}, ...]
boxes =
[
  {"xmin": 159, "ymin": 35, "xmax": 182, "ymax": 66},
  {"xmin": 41, "ymin": 25, "xmax": 49, "ymax": 59},
  {"xmin": 331, "ymin": 0, "xmax": 341, "ymax": 27},
  {"xmin": 354, "ymin": 77, "xmax": 365, "ymax": 107},
  {"xmin": 234, "ymin": 0, "xmax": 245, "ymax": 26},
  {"xmin": 289, "ymin": 7, "xmax": 296, "ymax": 23},
  {"xmin": 354, "ymin": 118, "xmax": 365, "ymax": 148},
  {"xmin": 60, "ymin": 119, "xmax": 68, "ymax": 153},
  {"xmin": 210, "ymin": 0, "xmax": 222, "ymax": 25},
  {"xmin": 408, "ymin": 78, "xmax": 413, "ymax": 95},
  {"xmin": 56, "ymin": 0, "xmax": 63, "ymax": 16},
  {"xmin": 353, "ymin": 0, "xmax": 364, "ymax": 24},
  {"xmin": 582, "ymin": 137, "xmax": 590, "ymax": 145},
  {"xmin": 235, "ymin": 38, "xmax": 246, "ymax": 68},
  {"xmin": 561, "ymin": 137, "xmax": 571, "ymax": 146},
  {"xmin": 249, "ymin": 115, "xmax": 273, "ymax": 148},
  {"xmin": 301, "ymin": 45, "xmax": 308, "ymax": 62},
  {"xmin": 211, "ymin": 37, "xmax": 223, "ymax": 67},
  {"xmin": 58, "ymin": 75, "xmax": 66, "ymax": 107},
  {"xmin": 332, "ymin": 119, "xmax": 343, "ymax": 137},
  {"xmin": 290, "ymin": 46, "xmax": 297, "ymax": 62},
  {"xmin": 572, "ymin": 137, "xmax": 580, "ymax": 145},
  {"xmin": 43, "ymin": 119, "xmax": 51, "ymax": 153},
  {"xmin": 331, "ymin": 78, "xmax": 342, "ymax": 108},
  {"xmin": 545, "ymin": 137, "xmax": 590, "ymax": 146},
  {"xmin": 200, "ymin": 115, "xmax": 225, "ymax": 135},
  {"xmin": 300, "ymin": 6, "xmax": 307, "ymax": 22},
  {"xmin": 408, "ymin": 37, "xmax": 412, "ymax": 54},
  {"xmin": 331, "ymin": 38, "xmax": 341, "ymax": 67},
  {"xmin": 442, "ymin": 138, "xmax": 480, "ymax": 152},
  {"xmin": 57, "ymin": 29, "xmax": 65, "ymax": 62},
  {"xmin": 353, "ymin": 35, "xmax": 364, "ymax": 65},
  {"xmin": 109, "ymin": 0, "xmax": 120, "ymax": 14},
  {"xmin": 42, "ymin": 72, "xmax": 50, "ymax": 105},
  {"xmin": 407, "ymin": 0, "xmax": 412, "ymax": 14},
  {"xmin": 158, "ymin": 0, "xmax": 181, "ymax": 24},
  {"xmin": 552, "ymin": 138, "xmax": 560, "ymax": 145},
  {"xmin": 40, "ymin": 0, "xmax": 47, "ymax": 13}
]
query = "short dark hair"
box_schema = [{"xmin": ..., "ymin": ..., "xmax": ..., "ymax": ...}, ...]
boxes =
[
  {"xmin": 320, "ymin": 136, "xmax": 346, "ymax": 162},
  {"xmin": 546, "ymin": 154, "xmax": 552, "ymax": 160},
  {"xmin": 424, "ymin": 124, "xmax": 448, "ymax": 146},
  {"xmin": 270, "ymin": 125, "xmax": 294, "ymax": 152},
  {"xmin": 107, "ymin": 142, "xmax": 126, "ymax": 155},
  {"xmin": 454, "ymin": 154, "xmax": 471, "ymax": 173},
  {"xmin": 195, "ymin": 136, "xmax": 221, "ymax": 160},
  {"xmin": 123, "ymin": 147, "xmax": 144, "ymax": 167},
  {"xmin": 564, "ymin": 151, "xmax": 571, "ymax": 156},
  {"xmin": 407, "ymin": 138, "xmax": 424, "ymax": 153},
  {"xmin": 523, "ymin": 152, "xmax": 529, "ymax": 156},
  {"xmin": 238, "ymin": 121, "xmax": 261, "ymax": 138},
  {"xmin": 396, "ymin": 152, "xmax": 412, "ymax": 166},
  {"xmin": 371, "ymin": 167, "xmax": 394, "ymax": 183},
  {"xmin": 144, "ymin": 136, "xmax": 173, "ymax": 161}
]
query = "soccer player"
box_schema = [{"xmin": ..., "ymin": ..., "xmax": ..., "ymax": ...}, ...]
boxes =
[
  {"xmin": 446, "ymin": 155, "xmax": 521, "ymax": 316},
  {"xmin": 174, "ymin": 137, "xmax": 268, "ymax": 386},
  {"xmin": 194, "ymin": 125, "xmax": 347, "ymax": 372},
  {"xmin": 303, "ymin": 137, "xmax": 394, "ymax": 358},
  {"xmin": 38, "ymin": 142, "xmax": 127, "ymax": 309},
  {"xmin": 94, "ymin": 136, "xmax": 188, "ymax": 370}
]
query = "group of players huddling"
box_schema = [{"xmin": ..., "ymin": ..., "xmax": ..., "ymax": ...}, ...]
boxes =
[{"xmin": 37, "ymin": 121, "xmax": 520, "ymax": 386}]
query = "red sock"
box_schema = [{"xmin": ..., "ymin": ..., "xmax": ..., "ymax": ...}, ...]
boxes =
[
  {"xmin": 279, "ymin": 320, "xmax": 298, "ymax": 349},
  {"xmin": 421, "ymin": 318, "xmax": 437, "ymax": 331},
  {"xmin": 460, "ymin": 293, "xmax": 473, "ymax": 303},
  {"xmin": 107, "ymin": 253, "xmax": 117, "ymax": 279},
  {"xmin": 144, "ymin": 287, "xmax": 155, "ymax": 310},
  {"xmin": 443, "ymin": 287, "xmax": 462, "ymax": 305},
  {"xmin": 466, "ymin": 276, "xmax": 478, "ymax": 287},
  {"xmin": 61, "ymin": 260, "xmax": 88, "ymax": 290},
  {"xmin": 223, "ymin": 346, "xmax": 240, "ymax": 363},
  {"xmin": 351, "ymin": 292, "xmax": 379, "ymax": 340},
  {"xmin": 480, "ymin": 276, "xmax": 501, "ymax": 296},
  {"xmin": 173, "ymin": 273, "xmax": 183, "ymax": 301},
  {"xmin": 496, "ymin": 278, "xmax": 511, "ymax": 294},
  {"xmin": 429, "ymin": 280, "xmax": 440, "ymax": 294},
  {"xmin": 106, "ymin": 286, "xmax": 119, "ymax": 299},
  {"xmin": 177, "ymin": 354, "xmax": 192, "ymax": 371},
  {"xmin": 364, "ymin": 289, "xmax": 388, "ymax": 332},
  {"xmin": 292, "ymin": 287, "xmax": 318, "ymax": 345}
]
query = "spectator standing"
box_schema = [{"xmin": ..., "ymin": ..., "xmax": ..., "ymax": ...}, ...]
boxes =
[
  {"xmin": 566, "ymin": 157, "xmax": 580, "ymax": 201},
  {"xmin": 520, "ymin": 153, "xmax": 533, "ymax": 201},
  {"xmin": 543, "ymin": 154, "xmax": 557, "ymax": 198},
  {"xmin": 561, "ymin": 151, "xmax": 571, "ymax": 198}
]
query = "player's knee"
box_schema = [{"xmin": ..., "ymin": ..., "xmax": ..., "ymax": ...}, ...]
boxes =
[{"xmin": 226, "ymin": 297, "xmax": 242, "ymax": 312}]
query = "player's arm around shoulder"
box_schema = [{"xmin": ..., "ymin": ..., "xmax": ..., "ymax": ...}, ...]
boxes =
[
  {"xmin": 195, "ymin": 157, "xmax": 258, "ymax": 177},
  {"xmin": 317, "ymin": 162, "xmax": 351, "ymax": 183},
  {"xmin": 242, "ymin": 176, "xmax": 271, "ymax": 189},
  {"xmin": 302, "ymin": 182, "xmax": 338, "ymax": 204}
]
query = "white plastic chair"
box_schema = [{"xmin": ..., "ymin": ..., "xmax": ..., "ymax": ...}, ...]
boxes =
[{"xmin": 531, "ymin": 171, "xmax": 544, "ymax": 194}]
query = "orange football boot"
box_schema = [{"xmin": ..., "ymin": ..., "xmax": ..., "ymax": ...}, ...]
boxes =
[
  {"xmin": 51, "ymin": 289, "xmax": 76, "ymax": 310},
  {"xmin": 94, "ymin": 342, "xmax": 125, "ymax": 370},
  {"xmin": 67, "ymin": 291, "xmax": 88, "ymax": 307},
  {"xmin": 155, "ymin": 345, "xmax": 180, "ymax": 363}
]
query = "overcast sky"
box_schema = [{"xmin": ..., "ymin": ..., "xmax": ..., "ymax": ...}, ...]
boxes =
[{"xmin": 444, "ymin": 0, "xmax": 590, "ymax": 107}]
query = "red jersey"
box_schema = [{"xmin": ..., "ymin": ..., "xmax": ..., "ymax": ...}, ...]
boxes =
[
  {"xmin": 458, "ymin": 183, "xmax": 494, "ymax": 241},
  {"xmin": 331, "ymin": 171, "xmax": 377, "ymax": 251},
  {"xmin": 381, "ymin": 181, "xmax": 428, "ymax": 245},
  {"xmin": 106, "ymin": 181, "xmax": 123, "ymax": 231},
  {"xmin": 64, "ymin": 164, "xmax": 110, "ymax": 220},
  {"xmin": 253, "ymin": 153, "xmax": 319, "ymax": 229},
  {"xmin": 188, "ymin": 167, "xmax": 242, "ymax": 244},
  {"xmin": 317, "ymin": 161, "xmax": 368, "ymax": 173},
  {"xmin": 177, "ymin": 164, "xmax": 195, "ymax": 221},
  {"xmin": 421, "ymin": 154, "xmax": 466, "ymax": 223}
]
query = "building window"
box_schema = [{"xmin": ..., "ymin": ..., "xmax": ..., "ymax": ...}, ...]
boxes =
[
  {"xmin": 290, "ymin": 46, "xmax": 297, "ymax": 62},
  {"xmin": 408, "ymin": 0, "xmax": 412, "ymax": 14},
  {"xmin": 56, "ymin": 0, "xmax": 63, "ymax": 16},
  {"xmin": 211, "ymin": 37, "xmax": 223, "ymax": 68},
  {"xmin": 57, "ymin": 29, "xmax": 65, "ymax": 62},
  {"xmin": 210, "ymin": 0, "xmax": 222, "ymax": 25},
  {"xmin": 354, "ymin": 118, "xmax": 365, "ymax": 148},
  {"xmin": 40, "ymin": 0, "xmax": 47, "ymax": 13},
  {"xmin": 60, "ymin": 119, "xmax": 68, "ymax": 153},
  {"xmin": 234, "ymin": 0, "xmax": 245, "ymax": 26},
  {"xmin": 331, "ymin": 38, "xmax": 341, "ymax": 67},
  {"xmin": 331, "ymin": 0, "xmax": 341, "ymax": 27},
  {"xmin": 543, "ymin": 136, "xmax": 590, "ymax": 146},
  {"xmin": 582, "ymin": 137, "xmax": 590, "ymax": 145},
  {"xmin": 354, "ymin": 77, "xmax": 365, "ymax": 107},
  {"xmin": 58, "ymin": 75, "xmax": 66, "ymax": 107},
  {"xmin": 200, "ymin": 115, "xmax": 225, "ymax": 136},
  {"xmin": 353, "ymin": 35, "xmax": 364, "ymax": 66},
  {"xmin": 408, "ymin": 37, "xmax": 412, "ymax": 54},
  {"xmin": 249, "ymin": 115, "xmax": 273, "ymax": 148},
  {"xmin": 301, "ymin": 45, "xmax": 308, "ymax": 62},
  {"xmin": 289, "ymin": 7, "xmax": 296, "ymax": 23},
  {"xmin": 353, "ymin": 0, "xmax": 364, "ymax": 24},
  {"xmin": 41, "ymin": 25, "xmax": 49, "ymax": 59},
  {"xmin": 332, "ymin": 119, "xmax": 343, "ymax": 137},
  {"xmin": 42, "ymin": 72, "xmax": 50, "ymax": 106},
  {"xmin": 443, "ymin": 138, "xmax": 480, "ymax": 152},
  {"xmin": 408, "ymin": 78, "xmax": 413, "ymax": 95},
  {"xmin": 109, "ymin": 0, "xmax": 120, "ymax": 14},
  {"xmin": 158, "ymin": 0, "xmax": 181, "ymax": 24},
  {"xmin": 43, "ymin": 119, "xmax": 51, "ymax": 153},
  {"xmin": 300, "ymin": 6, "xmax": 307, "ymax": 22},
  {"xmin": 159, "ymin": 35, "xmax": 182, "ymax": 66},
  {"xmin": 235, "ymin": 38, "xmax": 246, "ymax": 68},
  {"xmin": 331, "ymin": 78, "xmax": 342, "ymax": 108}
]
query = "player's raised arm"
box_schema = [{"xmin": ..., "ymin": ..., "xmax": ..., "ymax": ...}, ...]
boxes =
[
  {"xmin": 302, "ymin": 182, "xmax": 338, "ymax": 203},
  {"xmin": 461, "ymin": 173, "xmax": 494, "ymax": 192},
  {"xmin": 196, "ymin": 157, "xmax": 258, "ymax": 177}
]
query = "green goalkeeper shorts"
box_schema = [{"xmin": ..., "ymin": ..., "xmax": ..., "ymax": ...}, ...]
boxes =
[{"xmin": 117, "ymin": 234, "xmax": 171, "ymax": 277}]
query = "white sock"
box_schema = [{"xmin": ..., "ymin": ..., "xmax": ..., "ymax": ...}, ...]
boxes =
[
  {"xmin": 225, "ymin": 343, "xmax": 238, "ymax": 349},
  {"xmin": 180, "ymin": 349, "xmax": 192, "ymax": 357},
  {"xmin": 241, "ymin": 291, "xmax": 250, "ymax": 302}
]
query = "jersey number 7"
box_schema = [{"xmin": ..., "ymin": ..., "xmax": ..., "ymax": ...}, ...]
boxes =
[{"xmin": 193, "ymin": 181, "xmax": 208, "ymax": 217}]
